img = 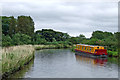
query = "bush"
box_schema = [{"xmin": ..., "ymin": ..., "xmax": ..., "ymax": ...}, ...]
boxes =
[
  {"xmin": 107, "ymin": 50, "xmax": 118, "ymax": 57},
  {"xmin": 2, "ymin": 34, "xmax": 13, "ymax": 47},
  {"xmin": 12, "ymin": 33, "xmax": 32, "ymax": 45}
]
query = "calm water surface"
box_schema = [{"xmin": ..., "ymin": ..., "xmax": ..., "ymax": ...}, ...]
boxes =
[{"xmin": 10, "ymin": 49, "xmax": 118, "ymax": 78}]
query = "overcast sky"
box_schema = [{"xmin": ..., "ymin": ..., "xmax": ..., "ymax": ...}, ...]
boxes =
[{"xmin": 0, "ymin": 0, "xmax": 118, "ymax": 38}]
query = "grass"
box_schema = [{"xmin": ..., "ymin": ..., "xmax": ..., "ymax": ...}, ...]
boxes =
[
  {"xmin": 2, "ymin": 45, "xmax": 35, "ymax": 78},
  {"xmin": 107, "ymin": 50, "xmax": 118, "ymax": 57},
  {"xmin": 34, "ymin": 44, "xmax": 72, "ymax": 50},
  {"xmin": 71, "ymin": 45, "xmax": 76, "ymax": 52}
]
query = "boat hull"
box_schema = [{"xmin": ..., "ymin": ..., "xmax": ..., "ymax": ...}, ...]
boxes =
[{"xmin": 75, "ymin": 49, "xmax": 107, "ymax": 58}]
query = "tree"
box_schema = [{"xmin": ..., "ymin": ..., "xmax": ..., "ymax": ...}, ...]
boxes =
[
  {"xmin": 34, "ymin": 34, "xmax": 47, "ymax": 44},
  {"xmin": 79, "ymin": 34, "xmax": 86, "ymax": 39},
  {"xmin": 69, "ymin": 37, "xmax": 80, "ymax": 44},
  {"xmin": 8, "ymin": 16, "xmax": 16, "ymax": 37},
  {"xmin": 91, "ymin": 30, "xmax": 113, "ymax": 40},
  {"xmin": 35, "ymin": 29, "xmax": 70, "ymax": 42},
  {"xmin": 12, "ymin": 33, "xmax": 32, "ymax": 45},
  {"xmin": 2, "ymin": 16, "xmax": 11, "ymax": 35},
  {"xmin": 91, "ymin": 31, "xmax": 104, "ymax": 40},
  {"xmin": 2, "ymin": 34, "xmax": 12, "ymax": 47},
  {"xmin": 17, "ymin": 16, "xmax": 34, "ymax": 37}
]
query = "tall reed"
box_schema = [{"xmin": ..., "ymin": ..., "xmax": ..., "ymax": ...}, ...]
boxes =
[{"xmin": 2, "ymin": 45, "xmax": 35, "ymax": 77}]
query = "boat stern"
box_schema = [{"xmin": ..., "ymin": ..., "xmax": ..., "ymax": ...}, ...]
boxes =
[{"xmin": 95, "ymin": 49, "xmax": 108, "ymax": 57}]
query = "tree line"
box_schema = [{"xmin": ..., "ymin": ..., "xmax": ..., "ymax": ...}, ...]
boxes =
[
  {"xmin": 2, "ymin": 16, "xmax": 72, "ymax": 47},
  {"xmin": 1, "ymin": 16, "xmax": 120, "ymax": 52}
]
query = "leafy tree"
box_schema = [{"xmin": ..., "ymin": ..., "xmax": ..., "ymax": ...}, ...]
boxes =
[
  {"xmin": 2, "ymin": 34, "xmax": 12, "ymax": 47},
  {"xmin": 17, "ymin": 16, "xmax": 34, "ymax": 37},
  {"xmin": 91, "ymin": 31, "xmax": 105, "ymax": 40},
  {"xmin": 69, "ymin": 37, "xmax": 80, "ymax": 44},
  {"xmin": 2, "ymin": 16, "xmax": 11, "ymax": 35},
  {"xmin": 12, "ymin": 33, "xmax": 32, "ymax": 45},
  {"xmin": 91, "ymin": 30, "xmax": 113, "ymax": 40},
  {"xmin": 34, "ymin": 34, "xmax": 47, "ymax": 44},
  {"xmin": 79, "ymin": 34, "xmax": 86, "ymax": 39},
  {"xmin": 8, "ymin": 16, "xmax": 16, "ymax": 37},
  {"xmin": 35, "ymin": 29, "xmax": 70, "ymax": 42}
]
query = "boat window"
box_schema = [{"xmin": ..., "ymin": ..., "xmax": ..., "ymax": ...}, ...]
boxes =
[
  {"xmin": 87, "ymin": 48, "xmax": 89, "ymax": 51},
  {"xmin": 89, "ymin": 48, "xmax": 91, "ymax": 51},
  {"xmin": 85, "ymin": 47, "xmax": 86, "ymax": 50},
  {"xmin": 97, "ymin": 47, "xmax": 99, "ymax": 49},
  {"xmin": 82, "ymin": 47, "xmax": 83, "ymax": 50}
]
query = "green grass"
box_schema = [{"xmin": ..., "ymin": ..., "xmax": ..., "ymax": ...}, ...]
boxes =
[
  {"xmin": 0, "ymin": 47, "xmax": 2, "ymax": 75},
  {"xmin": 107, "ymin": 50, "xmax": 118, "ymax": 57},
  {"xmin": 2, "ymin": 45, "xmax": 35, "ymax": 78},
  {"xmin": 71, "ymin": 45, "xmax": 76, "ymax": 52},
  {"xmin": 34, "ymin": 44, "xmax": 72, "ymax": 50}
]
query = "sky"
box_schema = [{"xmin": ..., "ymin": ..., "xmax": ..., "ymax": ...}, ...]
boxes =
[{"xmin": 0, "ymin": 0, "xmax": 118, "ymax": 38}]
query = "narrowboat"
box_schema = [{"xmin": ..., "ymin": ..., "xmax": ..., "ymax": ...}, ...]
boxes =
[{"xmin": 75, "ymin": 44, "xmax": 108, "ymax": 58}]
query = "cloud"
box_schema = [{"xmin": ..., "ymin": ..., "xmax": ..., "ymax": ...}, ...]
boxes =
[{"xmin": 1, "ymin": 0, "xmax": 118, "ymax": 38}]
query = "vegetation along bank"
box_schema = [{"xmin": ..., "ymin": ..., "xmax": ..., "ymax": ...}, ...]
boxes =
[
  {"xmin": 1, "ymin": 44, "xmax": 72, "ymax": 78},
  {"xmin": 2, "ymin": 45, "xmax": 34, "ymax": 78}
]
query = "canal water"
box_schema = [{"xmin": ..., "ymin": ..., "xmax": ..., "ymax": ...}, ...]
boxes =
[{"xmin": 9, "ymin": 49, "xmax": 118, "ymax": 78}]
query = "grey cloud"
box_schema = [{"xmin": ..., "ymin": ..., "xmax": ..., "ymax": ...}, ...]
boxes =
[{"xmin": 1, "ymin": 1, "xmax": 118, "ymax": 38}]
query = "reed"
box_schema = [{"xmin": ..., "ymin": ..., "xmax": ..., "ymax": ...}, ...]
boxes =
[
  {"xmin": 2, "ymin": 45, "xmax": 35, "ymax": 78},
  {"xmin": 34, "ymin": 45, "xmax": 56, "ymax": 50},
  {"xmin": 34, "ymin": 44, "xmax": 71, "ymax": 50},
  {"xmin": 0, "ymin": 47, "xmax": 2, "ymax": 79}
]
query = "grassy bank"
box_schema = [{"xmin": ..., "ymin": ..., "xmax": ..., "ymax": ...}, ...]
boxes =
[
  {"xmin": 2, "ymin": 45, "xmax": 35, "ymax": 78},
  {"xmin": 2, "ymin": 44, "xmax": 72, "ymax": 78},
  {"xmin": 34, "ymin": 44, "xmax": 72, "ymax": 50}
]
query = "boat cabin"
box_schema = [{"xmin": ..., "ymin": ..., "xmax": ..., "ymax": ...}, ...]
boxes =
[{"xmin": 75, "ymin": 44, "xmax": 107, "ymax": 56}]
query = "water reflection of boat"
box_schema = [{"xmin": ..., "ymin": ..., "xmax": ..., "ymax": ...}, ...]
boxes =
[{"xmin": 75, "ymin": 54, "xmax": 107, "ymax": 66}]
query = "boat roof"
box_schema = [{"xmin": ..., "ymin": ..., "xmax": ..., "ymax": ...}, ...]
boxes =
[{"xmin": 76, "ymin": 44, "xmax": 104, "ymax": 47}]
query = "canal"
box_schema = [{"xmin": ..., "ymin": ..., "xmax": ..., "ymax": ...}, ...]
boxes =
[{"xmin": 9, "ymin": 49, "xmax": 118, "ymax": 78}]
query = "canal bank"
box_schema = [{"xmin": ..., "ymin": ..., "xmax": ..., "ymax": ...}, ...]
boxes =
[
  {"xmin": 2, "ymin": 44, "xmax": 72, "ymax": 79},
  {"xmin": 2, "ymin": 45, "xmax": 35, "ymax": 78}
]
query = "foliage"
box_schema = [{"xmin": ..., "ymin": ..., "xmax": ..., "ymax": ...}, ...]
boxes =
[
  {"xmin": 8, "ymin": 16, "xmax": 16, "ymax": 37},
  {"xmin": 107, "ymin": 50, "xmax": 118, "ymax": 57},
  {"xmin": 91, "ymin": 31, "xmax": 113, "ymax": 40},
  {"xmin": 12, "ymin": 33, "xmax": 32, "ymax": 45},
  {"xmin": 2, "ymin": 16, "xmax": 35, "ymax": 37},
  {"xmin": 69, "ymin": 34, "xmax": 86, "ymax": 44},
  {"xmin": 17, "ymin": 16, "xmax": 34, "ymax": 37},
  {"xmin": 35, "ymin": 29, "xmax": 70, "ymax": 42},
  {"xmin": 2, "ymin": 16, "xmax": 11, "ymax": 35},
  {"xmin": 33, "ymin": 34, "xmax": 47, "ymax": 45},
  {"xmin": 2, "ymin": 45, "xmax": 34, "ymax": 77},
  {"xmin": 2, "ymin": 34, "xmax": 13, "ymax": 47}
]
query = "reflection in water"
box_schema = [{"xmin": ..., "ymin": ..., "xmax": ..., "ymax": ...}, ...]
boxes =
[
  {"xmin": 75, "ymin": 54, "xmax": 107, "ymax": 66},
  {"xmin": 8, "ymin": 59, "xmax": 34, "ymax": 78}
]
